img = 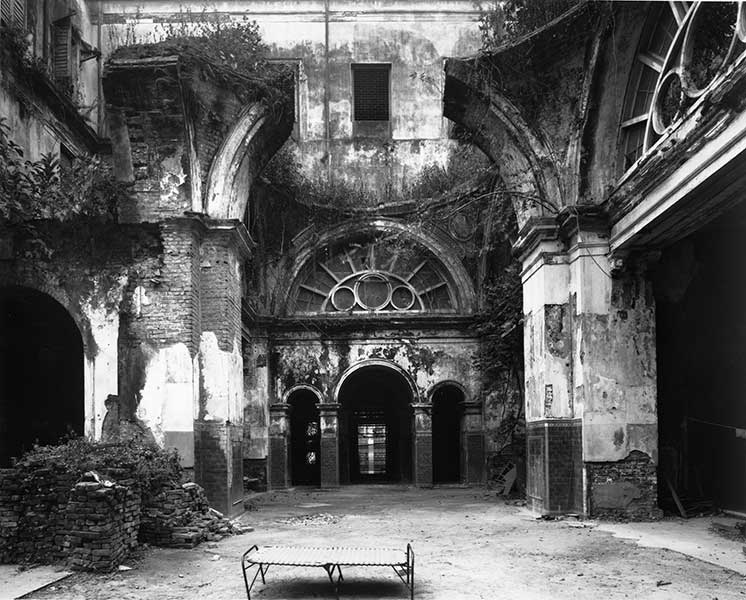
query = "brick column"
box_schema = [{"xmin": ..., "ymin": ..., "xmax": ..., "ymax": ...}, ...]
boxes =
[
  {"xmin": 319, "ymin": 403, "xmax": 340, "ymax": 488},
  {"xmin": 412, "ymin": 403, "xmax": 433, "ymax": 486},
  {"xmin": 268, "ymin": 403, "xmax": 290, "ymax": 490},
  {"xmin": 196, "ymin": 220, "xmax": 252, "ymax": 513},
  {"xmin": 461, "ymin": 401, "xmax": 485, "ymax": 484}
]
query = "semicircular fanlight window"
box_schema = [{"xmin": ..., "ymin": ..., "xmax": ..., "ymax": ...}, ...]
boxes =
[{"xmin": 291, "ymin": 235, "xmax": 456, "ymax": 314}]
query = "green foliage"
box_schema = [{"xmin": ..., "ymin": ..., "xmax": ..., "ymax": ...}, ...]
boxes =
[
  {"xmin": 0, "ymin": 23, "xmax": 49, "ymax": 84},
  {"xmin": 110, "ymin": 8, "xmax": 291, "ymax": 108},
  {"xmin": 478, "ymin": 0, "xmax": 582, "ymax": 50},
  {"xmin": 0, "ymin": 118, "xmax": 129, "ymax": 225},
  {"xmin": 16, "ymin": 437, "xmax": 182, "ymax": 499}
]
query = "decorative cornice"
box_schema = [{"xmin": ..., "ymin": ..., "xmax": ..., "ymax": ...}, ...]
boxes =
[{"xmin": 512, "ymin": 216, "xmax": 559, "ymax": 259}]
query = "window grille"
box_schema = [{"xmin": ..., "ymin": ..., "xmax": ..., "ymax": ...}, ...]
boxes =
[
  {"xmin": 352, "ymin": 64, "xmax": 390, "ymax": 121},
  {"xmin": 291, "ymin": 235, "xmax": 456, "ymax": 314}
]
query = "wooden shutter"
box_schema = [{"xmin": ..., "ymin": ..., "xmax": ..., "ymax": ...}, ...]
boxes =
[
  {"xmin": 0, "ymin": 0, "xmax": 12, "ymax": 27},
  {"xmin": 52, "ymin": 18, "xmax": 71, "ymax": 85},
  {"xmin": 0, "ymin": 0, "xmax": 25, "ymax": 28},
  {"xmin": 11, "ymin": 0, "xmax": 24, "ymax": 29}
]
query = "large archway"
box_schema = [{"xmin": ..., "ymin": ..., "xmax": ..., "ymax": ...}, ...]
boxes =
[
  {"xmin": 432, "ymin": 384, "xmax": 465, "ymax": 484},
  {"xmin": 0, "ymin": 286, "xmax": 84, "ymax": 466},
  {"xmin": 288, "ymin": 388, "xmax": 321, "ymax": 487},
  {"xmin": 338, "ymin": 365, "xmax": 414, "ymax": 484}
]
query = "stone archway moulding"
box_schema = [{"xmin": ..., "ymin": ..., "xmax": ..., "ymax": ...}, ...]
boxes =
[
  {"xmin": 333, "ymin": 359, "xmax": 421, "ymax": 405},
  {"xmin": 443, "ymin": 59, "xmax": 564, "ymax": 225},
  {"xmin": 282, "ymin": 384, "xmax": 325, "ymax": 405},
  {"xmin": 426, "ymin": 380, "xmax": 470, "ymax": 404},
  {"xmin": 204, "ymin": 102, "xmax": 290, "ymax": 220}
]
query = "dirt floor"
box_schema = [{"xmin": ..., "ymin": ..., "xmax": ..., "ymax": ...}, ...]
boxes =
[{"xmin": 22, "ymin": 486, "xmax": 746, "ymax": 600}]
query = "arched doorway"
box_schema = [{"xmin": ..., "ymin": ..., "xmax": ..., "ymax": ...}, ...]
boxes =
[
  {"xmin": 432, "ymin": 384, "xmax": 464, "ymax": 484},
  {"xmin": 0, "ymin": 286, "xmax": 84, "ymax": 466},
  {"xmin": 288, "ymin": 389, "xmax": 321, "ymax": 486},
  {"xmin": 338, "ymin": 365, "xmax": 413, "ymax": 484}
]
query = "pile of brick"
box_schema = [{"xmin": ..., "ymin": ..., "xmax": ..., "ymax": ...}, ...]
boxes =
[
  {"xmin": 0, "ymin": 466, "xmax": 78, "ymax": 564},
  {"xmin": 0, "ymin": 465, "xmax": 246, "ymax": 570},
  {"xmin": 63, "ymin": 479, "xmax": 141, "ymax": 571},
  {"xmin": 139, "ymin": 482, "xmax": 247, "ymax": 548},
  {"xmin": 0, "ymin": 469, "xmax": 21, "ymax": 563}
]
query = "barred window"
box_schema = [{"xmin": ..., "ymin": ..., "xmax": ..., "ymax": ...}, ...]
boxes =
[{"xmin": 352, "ymin": 64, "xmax": 390, "ymax": 121}]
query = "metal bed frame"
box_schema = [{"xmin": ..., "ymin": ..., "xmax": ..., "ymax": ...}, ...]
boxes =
[{"xmin": 241, "ymin": 544, "xmax": 415, "ymax": 599}]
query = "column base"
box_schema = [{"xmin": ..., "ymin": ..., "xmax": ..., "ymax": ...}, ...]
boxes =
[{"xmin": 526, "ymin": 419, "xmax": 583, "ymax": 515}]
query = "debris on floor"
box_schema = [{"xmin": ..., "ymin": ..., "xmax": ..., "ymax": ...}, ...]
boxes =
[{"xmin": 278, "ymin": 513, "xmax": 341, "ymax": 526}]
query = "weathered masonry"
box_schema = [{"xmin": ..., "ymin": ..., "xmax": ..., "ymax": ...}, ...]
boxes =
[
  {"xmin": 3, "ymin": 0, "xmax": 745, "ymax": 520},
  {"xmin": 445, "ymin": 1, "xmax": 746, "ymax": 517},
  {"xmin": 2, "ymin": 1, "xmax": 501, "ymax": 514}
]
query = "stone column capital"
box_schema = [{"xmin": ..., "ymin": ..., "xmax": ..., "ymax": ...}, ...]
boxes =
[
  {"xmin": 269, "ymin": 403, "xmax": 290, "ymax": 415},
  {"xmin": 411, "ymin": 402, "xmax": 432, "ymax": 412},
  {"xmin": 318, "ymin": 403, "xmax": 341, "ymax": 414}
]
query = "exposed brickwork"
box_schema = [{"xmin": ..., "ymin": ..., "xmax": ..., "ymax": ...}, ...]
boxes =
[
  {"xmin": 268, "ymin": 437, "xmax": 289, "ymax": 490},
  {"xmin": 320, "ymin": 436, "xmax": 339, "ymax": 488},
  {"xmin": 465, "ymin": 432, "xmax": 485, "ymax": 484},
  {"xmin": 63, "ymin": 481, "xmax": 140, "ymax": 571},
  {"xmin": 193, "ymin": 421, "xmax": 243, "ymax": 515},
  {"xmin": 193, "ymin": 421, "xmax": 228, "ymax": 513},
  {"xmin": 586, "ymin": 451, "xmax": 662, "ymax": 521},
  {"xmin": 526, "ymin": 420, "xmax": 583, "ymax": 515},
  {"xmin": 243, "ymin": 458, "xmax": 267, "ymax": 491},
  {"xmin": 139, "ymin": 481, "xmax": 244, "ymax": 548},
  {"xmin": 199, "ymin": 231, "xmax": 242, "ymax": 352},
  {"xmin": 414, "ymin": 433, "xmax": 433, "ymax": 486},
  {"xmin": 0, "ymin": 467, "xmax": 78, "ymax": 564},
  {"xmin": 104, "ymin": 61, "xmax": 192, "ymax": 223}
]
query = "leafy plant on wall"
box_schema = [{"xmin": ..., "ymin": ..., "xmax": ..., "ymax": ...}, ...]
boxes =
[{"xmin": 0, "ymin": 118, "xmax": 129, "ymax": 227}]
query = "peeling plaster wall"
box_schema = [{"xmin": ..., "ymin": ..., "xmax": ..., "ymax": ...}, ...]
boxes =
[
  {"xmin": 521, "ymin": 243, "xmax": 572, "ymax": 421},
  {"xmin": 243, "ymin": 331, "xmax": 271, "ymax": 459},
  {"xmin": 271, "ymin": 332, "xmax": 480, "ymax": 405},
  {"xmin": 0, "ymin": 223, "xmax": 164, "ymax": 446},
  {"xmin": 100, "ymin": 0, "xmax": 482, "ymax": 202}
]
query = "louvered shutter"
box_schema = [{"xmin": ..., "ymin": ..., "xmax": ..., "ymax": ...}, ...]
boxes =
[
  {"xmin": 11, "ymin": 0, "xmax": 24, "ymax": 28},
  {"xmin": 0, "ymin": 0, "xmax": 25, "ymax": 28},
  {"xmin": 0, "ymin": 0, "xmax": 12, "ymax": 27},
  {"xmin": 52, "ymin": 18, "xmax": 71, "ymax": 86}
]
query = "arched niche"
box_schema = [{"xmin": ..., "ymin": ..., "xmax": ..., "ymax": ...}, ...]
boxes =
[
  {"xmin": 285, "ymin": 385, "xmax": 323, "ymax": 487},
  {"xmin": 0, "ymin": 286, "xmax": 85, "ymax": 465},
  {"xmin": 429, "ymin": 381, "xmax": 467, "ymax": 484},
  {"xmin": 335, "ymin": 360, "xmax": 418, "ymax": 484}
]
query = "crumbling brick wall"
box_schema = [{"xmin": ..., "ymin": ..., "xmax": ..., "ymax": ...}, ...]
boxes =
[
  {"xmin": 139, "ymin": 481, "xmax": 239, "ymax": 548},
  {"xmin": 0, "ymin": 467, "xmax": 78, "ymax": 564},
  {"xmin": 586, "ymin": 451, "xmax": 662, "ymax": 520},
  {"xmin": 63, "ymin": 480, "xmax": 141, "ymax": 571},
  {"xmin": 0, "ymin": 464, "xmax": 242, "ymax": 570}
]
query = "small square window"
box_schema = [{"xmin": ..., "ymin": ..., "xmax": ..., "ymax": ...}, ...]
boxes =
[{"xmin": 352, "ymin": 64, "xmax": 390, "ymax": 122}]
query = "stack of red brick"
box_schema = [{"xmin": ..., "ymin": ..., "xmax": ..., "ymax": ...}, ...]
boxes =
[{"xmin": 0, "ymin": 467, "xmax": 246, "ymax": 570}]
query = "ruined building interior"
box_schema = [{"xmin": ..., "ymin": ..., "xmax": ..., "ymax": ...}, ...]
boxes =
[{"xmin": 1, "ymin": 0, "xmax": 745, "ymax": 519}]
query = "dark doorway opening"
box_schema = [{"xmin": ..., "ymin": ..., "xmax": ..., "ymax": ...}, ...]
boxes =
[
  {"xmin": 654, "ymin": 200, "xmax": 746, "ymax": 514},
  {"xmin": 338, "ymin": 365, "xmax": 413, "ymax": 484},
  {"xmin": 0, "ymin": 286, "xmax": 84, "ymax": 467},
  {"xmin": 289, "ymin": 390, "xmax": 321, "ymax": 486},
  {"xmin": 432, "ymin": 385, "xmax": 464, "ymax": 483}
]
